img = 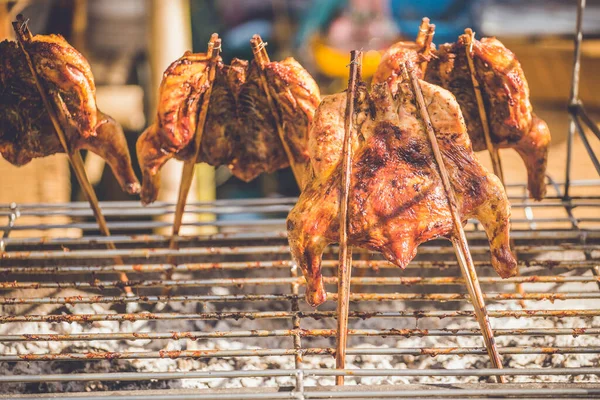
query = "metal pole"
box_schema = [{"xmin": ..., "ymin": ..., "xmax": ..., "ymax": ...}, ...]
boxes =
[{"xmin": 565, "ymin": 0, "xmax": 585, "ymax": 198}]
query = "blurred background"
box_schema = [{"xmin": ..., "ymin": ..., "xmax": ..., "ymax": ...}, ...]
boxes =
[{"xmin": 1, "ymin": 0, "xmax": 600, "ymax": 236}]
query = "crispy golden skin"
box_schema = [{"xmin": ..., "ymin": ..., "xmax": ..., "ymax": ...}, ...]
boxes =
[
  {"xmin": 0, "ymin": 36, "xmax": 140, "ymax": 195},
  {"xmin": 287, "ymin": 82, "xmax": 517, "ymax": 307}
]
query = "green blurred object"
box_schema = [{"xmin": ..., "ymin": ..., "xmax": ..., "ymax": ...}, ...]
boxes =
[{"xmin": 190, "ymin": 0, "xmax": 224, "ymax": 53}]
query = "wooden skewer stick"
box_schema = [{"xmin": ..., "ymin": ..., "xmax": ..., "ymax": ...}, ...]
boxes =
[
  {"xmin": 418, "ymin": 23, "xmax": 436, "ymax": 75},
  {"xmin": 12, "ymin": 15, "xmax": 132, "ymax": 295},
  {"xmin": 335, "ymin": 50, "xmax": 362, "ymax": 386},
  {"xmin": 415, "ymin": 17, "xmax": 430, "ymax": 47},
  {"xmin": 405, "ymin": 61, "xmax": 506, "ymax": 384},
  {"xmin": 462, "ymin": 29, "xmax": 505, "ymax": 184},
  {"xmin": 250, "ymin": 34, "xmax": 311, "ymax": 191},
  {"xmin": 161, "ymin": 36, "xmax": 222, "ymax": 299},
  {"xmin": 462, "ymin": 29, "xmax": 525, "ymax": 305},
  {"xmin": 414, "ymin": 18, "xmax": 435, "ymax": 75},
  {"xmin": 169, "ymin": 34, "xmax": 221, "ymax": 254}
]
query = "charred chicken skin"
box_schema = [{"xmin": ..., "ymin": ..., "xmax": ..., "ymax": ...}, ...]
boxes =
[
  {"xmin": 287, "ymin": 81, "xmax": 517, "ymax": 307},
  {"xmin": 0, "ymin": 36, "xmax": 140, "ymax": 194},
  {"xmin": 373, "ymin": 33, "xmax": 550, "ymax": 200},
  {"xmin": 137, "ymin": 51, "xmax": 320, "ymax": 205},
  {"xmin": 424, "ymin": 35, "xmax": 550, "ymax": 200}
]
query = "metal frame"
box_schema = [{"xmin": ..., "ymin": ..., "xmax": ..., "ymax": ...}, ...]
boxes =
[
  {"xmin": 2, "ymin": 2, "xmax": 600, "ymax": 397},
  {"xmin": 565, "ymin": 0, "xmax": 600, "ymax": 197},
  {"xmin": 1, "ymin": 180, "xmax": 600, "ymax": 398}
]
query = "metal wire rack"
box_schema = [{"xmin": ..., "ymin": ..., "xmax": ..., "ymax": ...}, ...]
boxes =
[
  {"xmin": 0, "ymin": 179, "xmax": 600, "ymax": 399},
  {"xmin": 2, "ymin": 0, "xmax": 600, "ymax": 398}
]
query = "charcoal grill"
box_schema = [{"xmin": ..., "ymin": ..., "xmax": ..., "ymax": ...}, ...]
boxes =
[
  {"xmin": 0, "ymin": 179, "xmax": 599, "ymax": 399},
  {"xmin": 2, "ymin": 1, "xmax": 600, "ymax": 398}
]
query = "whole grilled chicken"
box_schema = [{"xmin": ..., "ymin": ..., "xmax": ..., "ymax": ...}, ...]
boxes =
[
  {"xmin": 0, "ymin": 36, "xmax": 140, "ymax": 195},
  {"xmin": 373, "ymin": 33, "xmax": 550, "ymax": 200},
  {"xmin": 137, "ymin": 52, "xmax": 320, "ymax": 205},
  {"xmin": 287, "ymin": 81, "xmax": 517, "ymax": 307},
  {"xmin": 424, "ymin": 34, "xmax": 550, "ymax": 200}
]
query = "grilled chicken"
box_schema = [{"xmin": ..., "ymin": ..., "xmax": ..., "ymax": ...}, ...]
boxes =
[
  {"xmin": 287, "ymin": 81, "xmax": 517, "ymax": 307},
  {"xmin": 226, "ymin": 60, "xmax": 289, "ymax": 182},
  {"xmin": 371, "ymin": 41, "xmax": 433, "ymax": 85},
  {"xmin": 0, "ymin": 36, "xmax": 140, "ymax": 194},
  {"xmin": 373, "ymin": 33, "xmax": 550, "ymax": 200},
  {"xmin": 266, "ymin": 57, "xmax": 322, "ymax": 165},
  {"xmin": 424, "ymin": 35, "xmax": 550, "ymax": 200},
  {"xmin": 137, "ymin": 52, "xmax": 320, "ymax": 205},
  {"xmin": 372, "ymin": 17, "xmax": 436, "ymax": 88},
  {"xmin": 200, "ymin": 59, "xmax": 246, "ymax": 167},
  {"xmin": 136, "ymin": 51, "xmax": 214, "ymax": 203}
]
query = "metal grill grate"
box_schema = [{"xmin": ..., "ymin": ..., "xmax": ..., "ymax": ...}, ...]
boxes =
[{"xmin": 0, "ymin": 180, "xmax": 599, "ymax": 398}]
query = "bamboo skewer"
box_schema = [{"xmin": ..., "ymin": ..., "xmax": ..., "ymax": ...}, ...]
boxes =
[
  {"xmin": 421, "ymin": 24, "xmax": 435, "ymax": 55},
  {"xmin": 169, "ymin": 35, "xmax": 220, "ymax": 243},
  {"xmin": 12, "ymin": 15, "xmax": 132, "ymax": 295},
  {"xmin": 418, "ymin": 20, "xmax": 436, "ymax": 75},
  {"xmin": 335, "ymin": 50, "xmax": 362, "ymax": 386},
  {"xmin": 405, "ymin": 61, "xmax": 506, "ymax": 384},
  {"xmin": 166, "ymin": 34, "xmax": 221, "ymax": 281},
  {"xmin": 250, "ymin": 34, "xmax": 311, "ymax": 190},
  {"xmin": 462, "ymin": 28, "xmax": 504, "ymax": 184},
  {"xmin": 462, "ymin": 29, "xmax": 526, "ymax": 305},
  {"xmin": 415, "ymin": 17, "xmax": 430, "ymax": 47}
]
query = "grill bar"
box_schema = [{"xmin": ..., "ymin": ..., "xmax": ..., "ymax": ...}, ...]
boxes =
[
  {"xmin": 1, "ymin": 309, "xmax": 599, "ymax": 323},
  {"xmin": 5, "ymin": 217, "xmax": 600, "ymax": 232},
  {"xmin": 5, "ymin": 225, "xmax": 600, "ymax": 250},
  {"xmin": 1, "ymin": 259, "xmax": 597, "ymax": 275},
  {"xmin": 3, "ymin": 346, "xmax": 600, "ymax": 362},
  {"xmin": 2, "ymin": 367, "xmax": 600, "ymax": 383},
  {"xmin": 3, "ymin": 274, "xmax": 599, "ymax": 291},
  {"xmin": 0, "ymin": 191, "xmax": 600, "ymax": 212},
  {"xmin": 2, "ymin": 291, "xmax": 597, "ymax": 305},
  {"xmin": 4, "ymin": 243, "xmax": 598, "ymax": 261},
  {"xmin": 0, "ymin": 327, "xmax": 597, "ymax": 342},
  {"xmin": 4, "ymin": 389, "xmax": 600, "ymax": 400}
]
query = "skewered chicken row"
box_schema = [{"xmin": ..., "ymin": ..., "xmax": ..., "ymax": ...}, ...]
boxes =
[
  {"xmin": 373, "ymin": 33, "xmax": 551, "ymax": 200},
  {"xmin": 0, "ymin": 36, "xmax": 140, "ymax": 195},
  {"xmin": 287, "ymin": 80, "xmax": 517, "ymax": 307},
  {"xmin": 137, "ymin": 51, "xmax": 320, "ymax": 205}
]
